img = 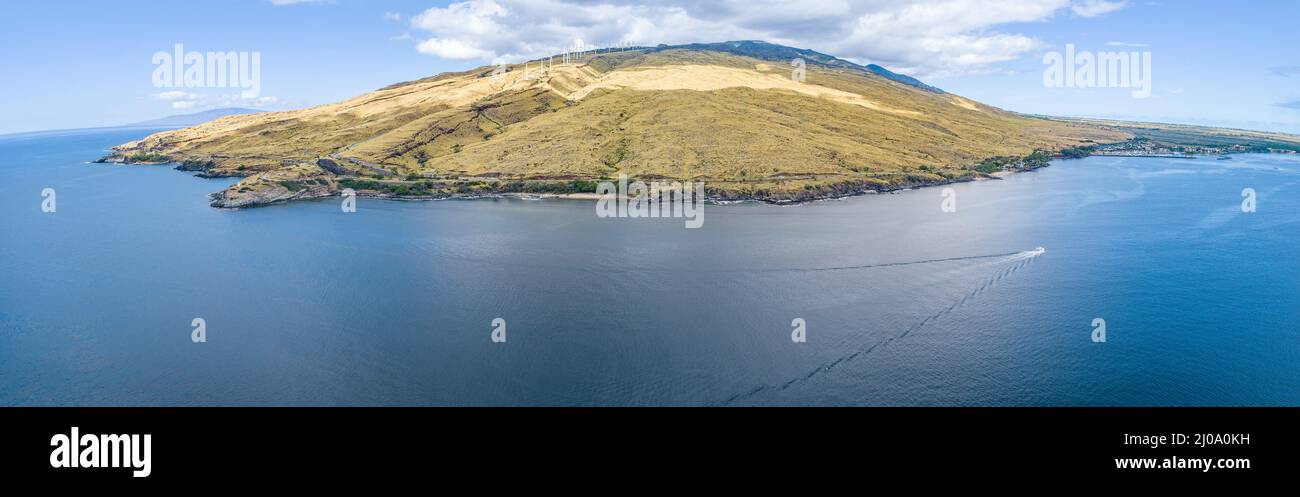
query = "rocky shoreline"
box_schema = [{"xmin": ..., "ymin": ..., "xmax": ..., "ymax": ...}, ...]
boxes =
[
  {"xmin": 200, "ymin": 172, "xmax": 1012, "ymax": 209},
  {"xmin": 96, "ymin": 152, "xmax": 1061, "ymax": 209}
]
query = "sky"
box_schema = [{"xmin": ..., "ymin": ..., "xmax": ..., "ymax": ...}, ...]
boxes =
[{"xmin": 1, "ymin": 0, "xmax": 1298, "ymax": 135}]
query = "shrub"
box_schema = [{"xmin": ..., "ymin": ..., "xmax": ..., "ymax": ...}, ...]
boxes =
[
  {"xmin": 1059, "ymin": 145, "xmax": 1095, "ymax": 159},
  {"xmin": 125, "ymin": 152, "xmax": 169, "ymax": 163}
]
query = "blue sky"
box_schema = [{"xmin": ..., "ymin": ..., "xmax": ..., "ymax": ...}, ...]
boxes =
[{"xmin": 1, "ymin": 0, "xmax": 1298, "ymax": 135}]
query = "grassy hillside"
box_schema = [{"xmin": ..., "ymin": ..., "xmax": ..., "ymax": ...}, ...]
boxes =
[{"xmin": 101, "ymin": 41, "xmax": 1141, "ymax": 207}]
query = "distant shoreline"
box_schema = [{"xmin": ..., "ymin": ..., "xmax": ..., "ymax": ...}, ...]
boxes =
[
  {"xmin": 0, "ymin": 125, "xmax": 182, "ymax": 141},
  {"xmin": 1090, "ymin": 153, "xmax": 1198, "ymax": 159}
]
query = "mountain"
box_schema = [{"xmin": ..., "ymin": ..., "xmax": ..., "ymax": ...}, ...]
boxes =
[
  {"xmin": 100, "ymin": 41, "xmax": 1262, "ymax": 208},
  {"xmin": 657, "ymin": 41, "xmax": 944, "ymax": 93},
  {"xmin": 126, "ymin": 108, "xmax": 264, "ymax": 127}
]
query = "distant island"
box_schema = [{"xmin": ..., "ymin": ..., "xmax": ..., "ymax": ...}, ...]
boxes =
[
  {"xmin": 97, "ymin": 41, "xmax": 1300, "ymax": 208},
  {"xmin": 124, "ymin": 108, "xmax": 265, "ymax": 128}
]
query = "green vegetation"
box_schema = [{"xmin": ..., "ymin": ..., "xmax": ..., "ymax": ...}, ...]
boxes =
[
  {"xmin": 497, "ymin": 179, "xmax": 599, "ymax": 194},
  {"xmin": 331, "ymin": 176, "xmax": 598, "ymax": 196},
  {"xmin": 1024, "ymin": 150, "xmax": 1051, "ymax": 168},
  {"xmin": 973, "ymin": 150, "xmax": 1050, "ymax": 173},
  {"xmin": 124, "ymin": 152, "xmax": 170, "ymax": 164},
  {"xmin": 974, "ymin": 156, "xmax": 1018, "ymax": 173},
  {"xmin": 180, "ymin": 158, "xmax": 214, "ymax": 169},
  {"xmin": 338, "ymin": 177, "xmax": 443, "ymax": 196},
  {"xmin": 1059, "ymin": 145, "xmax": 1095, "ymax": 158}
]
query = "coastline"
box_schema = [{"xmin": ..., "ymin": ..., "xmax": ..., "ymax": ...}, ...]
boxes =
[
  {"xmin": 101, "ymin": 147, "xmax": 1281, "ymax": 210},
  {"xmin": 198, "ymin": 165, "xmax": 1011, "ymax": 209}
]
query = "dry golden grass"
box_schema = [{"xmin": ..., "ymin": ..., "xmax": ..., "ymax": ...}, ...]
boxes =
[{"xmin": 106, "ymin": 45, "xmax": 1134, "ymax": 206}]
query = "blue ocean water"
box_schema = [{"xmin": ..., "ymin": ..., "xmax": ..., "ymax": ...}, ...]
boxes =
[{"xmin": 2, "ymin": 128, "xmax": 1298, "ymax": 406}]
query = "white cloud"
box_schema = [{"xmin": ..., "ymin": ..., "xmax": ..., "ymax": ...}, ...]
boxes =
[
  {"xmin": 154, "ymin": 91, "xmax": 196, "ymax": 101},
  {"xmin": 417, "ymin": 38, "xmax": 498, "ymax": 59},
  {"xmin": 1071, "ymin": 0, "xmax": 1128, "ymax": 17},
  {"xmin": 405, "ymin": 0, "xmax": 1124, "ymax": 78},
  {"xmin": 154, "ymin": 91, "xmax": 281, "ymax": 110}
]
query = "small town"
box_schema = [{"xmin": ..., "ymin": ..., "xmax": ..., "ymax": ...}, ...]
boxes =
[{"xmin": 1088, "ymin": 137, "xmax": 1300, "ymax": 158}]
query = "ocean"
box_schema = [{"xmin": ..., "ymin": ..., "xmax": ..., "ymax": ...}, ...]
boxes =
[{"xmin": 2, "ymin": 127, "xmax": 1298, "ymax": 406}]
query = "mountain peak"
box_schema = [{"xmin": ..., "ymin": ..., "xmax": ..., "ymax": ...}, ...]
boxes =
[{"xmin": 648, "ymin": 41, "xmax": 943, "ymax": 93}]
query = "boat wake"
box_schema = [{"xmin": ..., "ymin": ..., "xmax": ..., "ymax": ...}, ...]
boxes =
[
  {"xmin": 744, "ymin": 249, "xmax": 1034, "ymax": 273},
  {"xmin": 411, "ymin": 244, "xmax": 1046, "ymax": 275},
  {"xmin": 715, "ymin": 246, "xmax": 1046, "ymax": 405}
]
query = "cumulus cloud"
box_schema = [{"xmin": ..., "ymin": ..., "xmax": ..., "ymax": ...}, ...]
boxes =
[
  {"xmin": 1071, "ymin": 0, "xmax": 1128, "ymax": 17},
  {"xmin": 404, "ymin": 0, "xmax": 1124, "ymax": 78}
]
